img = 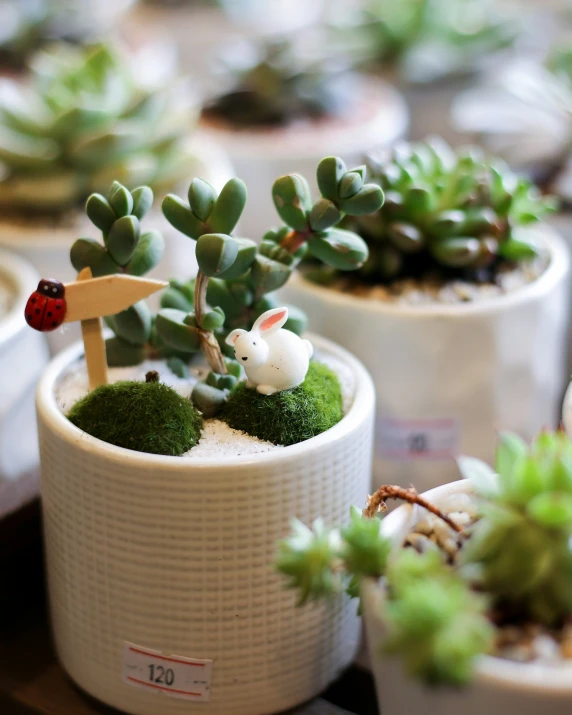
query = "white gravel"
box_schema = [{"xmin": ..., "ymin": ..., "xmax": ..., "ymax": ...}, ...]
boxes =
[{"xmin": 55, "ymin": 351, "xmax": 355, "ymax": 459}]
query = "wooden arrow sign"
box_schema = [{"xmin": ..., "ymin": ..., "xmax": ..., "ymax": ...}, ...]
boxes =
[{"xmin": 25, "ymin": 268, "xmax": 167, "ymax": 391}]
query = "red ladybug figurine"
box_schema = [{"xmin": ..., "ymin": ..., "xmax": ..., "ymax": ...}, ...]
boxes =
[{"xmin": 25, "ymin": 278, "xmax": 67, "ymax": 332}]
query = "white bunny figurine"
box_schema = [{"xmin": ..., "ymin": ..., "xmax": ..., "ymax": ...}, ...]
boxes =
[{"xmin": 225, "ymin": 307, "xmax": 313, "ymax": 395}]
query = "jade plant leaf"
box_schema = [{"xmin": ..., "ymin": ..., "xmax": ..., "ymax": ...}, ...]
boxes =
[
  {"xmin": 155, "ymin": 309, "xmax": 202, "ymax": 353},
  {"xmin": 307, "ymin": 228, "xmax": 369, "ymax": 270}
]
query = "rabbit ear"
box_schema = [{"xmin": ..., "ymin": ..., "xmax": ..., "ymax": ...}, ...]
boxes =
[
  {"xmin": 253, "ymin": 307, "xmax": 288, "ymax": 335},
  {"xmin": 225, "ymin": 329, "xmax": 246, "ymax": 346}
]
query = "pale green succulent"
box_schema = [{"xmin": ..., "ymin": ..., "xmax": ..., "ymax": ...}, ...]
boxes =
[{"xmin": 0, "ymin": 42, "xmax": 197, "ymax": 213}]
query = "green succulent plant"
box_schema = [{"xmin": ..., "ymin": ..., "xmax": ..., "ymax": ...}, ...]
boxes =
[
  {"xmin": 0, "ymin": 42, "xmax": 197, "ymax": 213},
  {"xmin": 70, "ymin": 181, "xmax": 166, "ymax": 366},
  {"xmin": 459, "ymin": 431, "xmax": 572, "ymax": 626},
  {"xmin": 202, "ymin": 37, "xmax": 362, "ymax": 128},
  {"xmin": 332, "ymin": 0, "xmax": 518, "ymax": 84},
  {"xmin": 337, "ymin": 139, "xmax": 556, "ymax": 284},
  {"xmin": 155, "ymin": 155, "xmax": 382, "ymax": 415},
  {"xmin": 276, "ymin": 503, "xmax": 492, "ymax": 685}
]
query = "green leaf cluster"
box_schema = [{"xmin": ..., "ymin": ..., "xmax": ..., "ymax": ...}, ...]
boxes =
[
  {"xmin": 0, "ymin": 42, "xmax": 197, "ymax": 212},
  {"xmin": 343, "ymin": 139, "xmax": 556, "ymax": 283},
  {"xmin": 461, "ymin": 431, "xmax": 572, "ymax": 626}
]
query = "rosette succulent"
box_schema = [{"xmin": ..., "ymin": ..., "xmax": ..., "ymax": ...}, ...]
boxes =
[
  {"xmin": 202, "ymin": 37, "xmax": 364, "ymax": 128},
  {"xmin": 453, "ymin": 46, "xmax": 572, "ymax": 205},
  {"xmin": 340, "ymin": 138, "xmax": 556, "ymax": 284},
  {"xmin": 0, "ymin": 42, "xmax": 197, "ymax": 213}
]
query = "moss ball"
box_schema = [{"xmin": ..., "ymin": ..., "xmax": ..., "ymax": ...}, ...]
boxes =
[
  {"xmin": 67, "ymin": 379, "xmax": 203, "ymax": 456},
  {"xmin": 221, "ymin": 361, "xmax": 343, "ymax": 446}
]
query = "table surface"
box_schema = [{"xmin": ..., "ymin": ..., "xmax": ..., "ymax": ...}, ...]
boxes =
[{"xmin": 0, "ymin": 501, "xmax": 380, "ymax": 715}]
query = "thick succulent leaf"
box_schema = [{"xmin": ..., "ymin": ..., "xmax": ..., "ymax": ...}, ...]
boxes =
[
  {"xmin": 191, "ymin": 382, "xmax": 227, "ymax": 418},
  {"xmin": 495, "ymin": 432, "xmax": 528, "ymax": 483},
  {"xmin": 108, "ymin": 184, "xmax": 134, "ymax": 217},
  {"xmin": 166, "ymin": 356, "xmax": 189, "ymax": 379},
  {"xmin": 338, "ymin": 171, "xmax": 363, "ymax": 199},
  {"xmin": 126, "ymin": 230, "xmax": 164, "ymax": 276},
  {"xmin": 160, "ymin": 285, "xmax": 194, "ymax": 312},
  {"xmin": 250, "ymin": 255, "xmax": 292, "ymax": 294},
  {"xmin": 497, "ymin": 235, "xmax": 539, "ymax": 262},
  {"xmin": 200, "ymin": 307, "xmax": 225, "ymax": 331},
  {"xmin": 272, "ymin": 173, "xmax": 311, "ymax": 231},
  {"xmin": 156, "ymin": 309, "xmax": 201, "ymax": 353},
  {"xmin": 188, "ymin": 178, "xmax": 216, "ymax": 222},
  {"xmin": 162, "ymin": 194, "xmax": 204, "ymax": 239},
  {"xmin": 317, "ymin": 156, "xmax": 346, "ymax": 201},
  {"xmin": 206, "ymin": 279, "xmax": 243, "ymax": 320},
  {"xmin": 430, "ymin": 237, "xmax": 480, "ymax": 267},
  {"xmin": 217, "ymin": 238, "xmax": 257, "ymax": 279},
  {"xmin": 105, "ymin": 336, "xmax": 145, "ymax": 367},
  {"xmin": 388, "ymin": 223, "xmax": 424, "ymax": 253},
  {"xmin": 85, "ymin": 193, "xmax": 116, "ymax": 234},
  {"xmin": 456, "ymin": 456, "xmax": 499, "ymax": 498},
  {"xmin": 308, "ymin": 198, "xmax": 342, "ymax": 232},
  {"xmin": 69, "ymin": 125, "xmax": 143, "ymax": 168},
  {"xmin": 338, "ymin": 183, "xmax": 384, "ymax": 216},
  {"xmin": 131, "ymin": 186, "xmax": 154, "ymax": 220},
  {"xmin": 307, "ymin": 228, "xmax": 369, "ymax": 270},
  {"xmin": 70, "ymin": 238, "xmax": 119, "ymax": 277},
  {"xmin": 113, "ymin": 301, "xmax": 152, "ymax": 346},
  {"xmin": 196, "ymin": 233, "xmax": 239, "ymax": 277},
  {"xmin": 0, "ymin": 126, "xmax": 59, "ymax": 169},
  {"xmin": 106, "ymin": 215, "xmax": 140, "ymax": 266},
  {"xmin": 403, "ymin": 187, "xmax": 435, "ymax": 219},
  {"xmin": 208, "ymin": 178, "xmax": 247, "ymax": 234}
]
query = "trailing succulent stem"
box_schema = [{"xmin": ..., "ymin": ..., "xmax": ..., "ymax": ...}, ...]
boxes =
[
  {"xmin": 156, "ymin": 156, "xmax": 383, "ymax": 416},
  {"xmin": 336, "ymin": 139, "xmax": 556, "ymax": 285}
]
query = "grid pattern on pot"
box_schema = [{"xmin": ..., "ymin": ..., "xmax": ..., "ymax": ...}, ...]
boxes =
[{"xmin": 39, "ymin": 410, "xmax": 372, "ymax": 715}]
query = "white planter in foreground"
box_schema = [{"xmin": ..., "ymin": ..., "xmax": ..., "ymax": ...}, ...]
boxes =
[
  {"xmin": 0, "ymin": 139, "xmax": 233, "ymax": 353},
  {"xmin": 0, "ymin": 249, "xmax": 49, "ymax": 519},
  {"xmin": 362, "ymin": 479, "xmax": 572, "ymax": 715},
  {"xmin": 198, "ymin": 80, "xmax": 408, "ymax": 239},
  {"xmin": 281, "ymin": 227, "xmax": 570, "ymax": 492},
  {"xmin": 36, "ymin": 334, "xmax": 374, "ymax": 715}
]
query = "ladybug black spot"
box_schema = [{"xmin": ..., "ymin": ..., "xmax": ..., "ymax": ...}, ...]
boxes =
[
  {"xmin": 35, "ymin": 308, "xmax": 41, "ymax": 314},
  {"xmin": 31, "ymin": 297, "xmax": 36, "ymax": 304},
  {"xmin": 56, "ymin": 304, "xmax": 61, "ymax": 310},
  {"xmin": 26, "ymin": 315, "xmax": 32, "ymax": 322},
  {"xmin": 52, "ymin": 322, "xmax": 58, "ymax": 328},
  {"xmin": 47, "ymin": 311, "xmax": 52, "ymax": 317}
]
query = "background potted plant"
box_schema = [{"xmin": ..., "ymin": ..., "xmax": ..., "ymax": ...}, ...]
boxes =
[
  {"xmin": 33, "ymin": 156, "xmax": 382, "ymax": 714},
  {"xmin": 282, "ymin": 138, "xmax": 570, "ymax": 490},
  {"xmin": 198, "ymin": 36, "xmax": 408, "ymax": 236},
  {"xmin": 277, "ymin": 429, "xmax": 572, "ymax": 715},
  {"xmin": 0, "ymin": 247, "xmax": 49, "ymax": 521},
  {"xmin": 0, "ymin": 41, "xmax": 232, "ymax": 350}
]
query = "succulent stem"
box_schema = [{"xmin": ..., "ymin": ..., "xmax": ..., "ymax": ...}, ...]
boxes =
[
  {"xmin": 363, "ymin": 485, "xmax": 463, "ymax": 534},
  {"xmin": 194, "ymin": 271, "xmax": 228, "ymax": 375},
  {"xmin": 279, "ymin": 229, "xmax": 308, "ymax": 254}
]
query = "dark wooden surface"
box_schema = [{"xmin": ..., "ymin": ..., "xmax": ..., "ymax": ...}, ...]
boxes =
[{"xmin": 0, "ymin": 501, "xmax": 379, "ymax": 715}]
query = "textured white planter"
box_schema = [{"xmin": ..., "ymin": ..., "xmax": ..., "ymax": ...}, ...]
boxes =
[
  {"xmin": 362, "ymin": 479, "xmax": 572, "ymax": 715},
  {"xmin": 0, "ymin": 139, "xmax": 233, "ymax": 353},
  {"xmin": 281, "ymin": 227, "xmax": 570, "ymax": 492},
  {"xmin": 198, "ymin": 80, "xmax": 408, "ymax": 238},
  {"xmin": 36, "ymin": 334, "xmax": 374, "ymax": 715},
  {"xmin": 0, "ymin": 249, "xmax": 49, "ymax": 519}
]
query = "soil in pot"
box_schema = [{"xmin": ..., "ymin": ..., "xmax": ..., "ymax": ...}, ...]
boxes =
[{"xmin": 55, "ymin": 349, "xmax": 356, "ymax": 458}]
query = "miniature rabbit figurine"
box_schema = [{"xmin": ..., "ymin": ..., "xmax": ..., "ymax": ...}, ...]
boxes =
[{"xmin": 225, "ymin": 307, "xmax": 313, "ymax": 395}]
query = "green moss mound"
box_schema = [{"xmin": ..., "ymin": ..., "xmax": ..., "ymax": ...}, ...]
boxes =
[
  {"xmin": 67, "ymin": 379, "xmax": 203, "ymax": 456},
  {"xmin": 221, "ymin": 362, "xmax": 343, "ymax": 446}
]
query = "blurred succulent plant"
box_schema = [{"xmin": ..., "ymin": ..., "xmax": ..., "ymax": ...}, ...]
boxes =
[
  {"xmin": 70, "ymin": 181, "xmax": 167, "ymax": 366},
  {"xmin": 459, "ymin": 430, "xmax": 572, "ymax": 626},
  {"xmin": 0, "ymin": 0, "xmax": 135, "ymax": 68},
  {"xmin": 276, "ymin": 499, "xmax": 492, "ymax": 686},
  {"xmin": 202, "ymin": 37, "xmax": 364, "ymax": 128},
  {"xmin": 0, "ymin": 42, "xmax": 197, "ymax": 213},
  {"xmin": 155, "ymin": 155, "xmax": 382, "ymax": 414},
  {"xmin": 336, "ymin": 138, "xmax": 556, "ymax": 284},
  {"xmin": 330, "ymin": 0, "xmax": 518, "ymax": 84},
  {"xmin": 453, "ymin": 46, "xmax": 572, "ymax": 205}
]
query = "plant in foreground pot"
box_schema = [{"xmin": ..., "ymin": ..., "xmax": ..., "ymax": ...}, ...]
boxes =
[
  {"xmin": 283, "ymin": 137, "xmax": 568, "ymax": 492},
  {"xmin": 276, "ymin": 429, "xmax": 572, "ymax": 707},
  {"xmin": 32, "ymin": 165, "xmax": 379, "ymax": 714},
  {"xmin": 33, "ymin": 155, "xmax": 383, "ymax": 455}
]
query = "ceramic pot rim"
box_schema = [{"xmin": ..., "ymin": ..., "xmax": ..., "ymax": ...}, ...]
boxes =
[
  {"xmin": 367, "ymin": 478, "xmax": 572, "ymax": 693},
  {"xmin": 290, "ymin": 225, "xmax": 569, "ymax": 318},
  {"xmin": 36, "ymin": 331, "xmax": 375, "ymax": 471}
]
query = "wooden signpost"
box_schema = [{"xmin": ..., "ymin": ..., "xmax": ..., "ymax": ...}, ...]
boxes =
[{"xmin": 25, "ymin": 271, "xmax": 167, "ymax": 390}]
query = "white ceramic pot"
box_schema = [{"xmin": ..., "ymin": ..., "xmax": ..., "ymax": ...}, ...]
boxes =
[
  {"xmin": 362, "ymin": 479, "xmax": 572, "ymax": 715},
  {"xmin": 281, "ymin": 227, "xmax": 570, "ymax": 492},
  {"xmin": 0, "ymin": 139, "xmax": 233, "ymax": 353},
  {"xmin": 36, "ymin": 334, "xmax": 374, "ymax": 715},
  {"xmin": 197, "ymin": 80, "xmax": 408, "ymax": 239},
  {"xmin": 0, "ymin": 249, "xmax": 49, "ymax": 519}
]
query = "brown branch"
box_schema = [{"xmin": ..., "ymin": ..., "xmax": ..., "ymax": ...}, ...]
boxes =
[
  {"xmin": 194, "ymin": 270, "xmax": 227, "ymax": 375},
  {"xmin": 363, "ymin": 485, "xmax": 464, "ymax": 534},
  {"xmin": 279, "ymin": 229, "xmax": 308, "ymax": 254}
]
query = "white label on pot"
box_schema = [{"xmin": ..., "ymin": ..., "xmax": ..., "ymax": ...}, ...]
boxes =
[
  {"xmin": 122, "ymin": 642, "xmax": 213, "ymax": 702},
  {"xmin": 378, "ymin": 416, "xmax": 460, "ymax": 461}
]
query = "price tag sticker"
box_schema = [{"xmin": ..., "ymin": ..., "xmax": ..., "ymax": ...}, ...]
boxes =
[
  {"xmin": 122, "ymin": 642, "xmax": 213, "ymax": 702},
  {"xmin": 378, "ymin": 416, "xmax": 460, "ymax": 461}
]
